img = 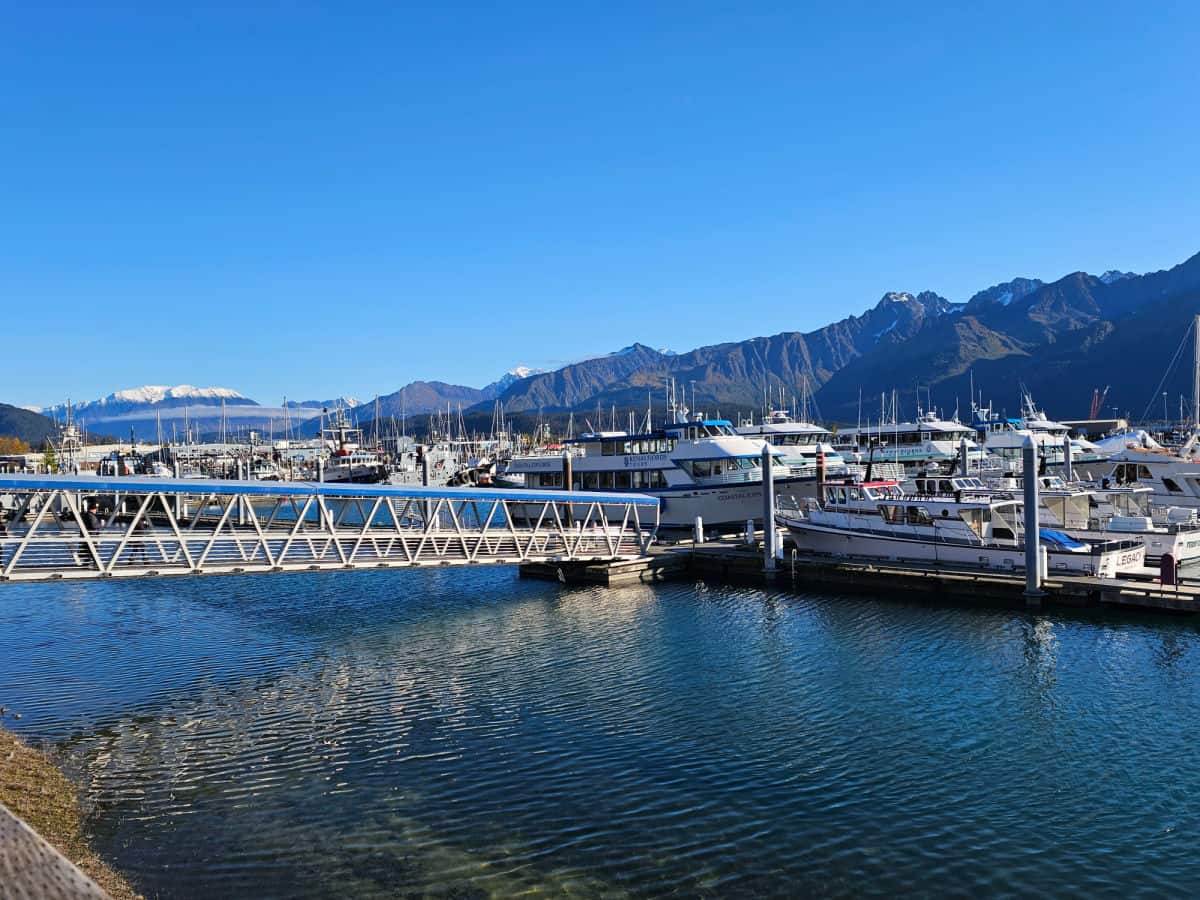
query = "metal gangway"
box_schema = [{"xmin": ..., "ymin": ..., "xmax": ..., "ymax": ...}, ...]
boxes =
[{"xmin": 0, "ymin": 476, "xmax": 659, "ymax": 583}]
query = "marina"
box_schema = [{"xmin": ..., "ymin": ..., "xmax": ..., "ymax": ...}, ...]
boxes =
[{"xmin": 6, "ymin": 9, "xmax": 1200, "ymax": 894}]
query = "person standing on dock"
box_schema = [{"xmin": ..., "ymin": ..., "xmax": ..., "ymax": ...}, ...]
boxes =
[{"xmin": 75, "ymin": 499, "xmax": 102, "ymax": 568}]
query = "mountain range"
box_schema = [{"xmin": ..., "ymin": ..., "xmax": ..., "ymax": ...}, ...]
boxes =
[
  {"xmin": 7, "ymin": 249, "xmax": 1200, "ymax": 445},
  {"xmin": 470, "ymin": 250, "xmax": 1200, "ymax": 423}
]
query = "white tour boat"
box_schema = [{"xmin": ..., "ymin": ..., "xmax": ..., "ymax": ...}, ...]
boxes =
[
  {"xmin": 832, "ymin": 412, "xmax": 990, "ymax": 474},
  {"xmin": 971, "ymin": 394, "xmax": 1108, "ymax": 473},
  {"xmin": 735, "ymin": 409, "xmax": 850, "ymax": 480},
  {"xmin": 503, "ymin": 415, "xmax": 805, "ymax": 529}
]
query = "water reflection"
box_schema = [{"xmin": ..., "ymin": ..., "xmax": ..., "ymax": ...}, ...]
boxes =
[{"xmin": 3, "ymin": 570, "xmax": 1200, "ymax": 896}]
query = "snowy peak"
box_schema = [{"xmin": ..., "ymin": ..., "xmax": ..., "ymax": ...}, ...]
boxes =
[
  {"xmin": 483, "ymin": 366, "xmax": 547, "ymax": 397},
  {"xmin": 866, "ymin": 290, "xmax": 953, "ymax": 343},
  {"xmin": 44, "ymin": 384, "xmax": 257, "ymax": 418},
  {"xmin": 965, "ymin": 277, "xmax": 1044, "ymax": 311},
  {"xmin": 874, "ymin": 290, "xmax": 952, "ymax": 316},
  {"xmin": 107, "ymin": 384, "xmax": 247, "ymax": 406},
  {"xmin": 1099, "ymin": 269, "xmax": 1137, "ymax": 284},
  {"xmin": 285, "ymin": 396, "xmax": 362, "ymax": 410}
]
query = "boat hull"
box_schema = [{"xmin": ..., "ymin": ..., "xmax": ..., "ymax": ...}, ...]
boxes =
[
  {"xmin": 781, "ymin": 518, "xmax": 1145, "ymax": 578},
  {"xmin": 503, "ymin": 476, "xmax": 813, "ymax": 530}
]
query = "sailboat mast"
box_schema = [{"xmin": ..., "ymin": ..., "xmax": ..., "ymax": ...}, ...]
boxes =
[{"xmin": 1193, "ymin": 313, "xmax": 1199, "ymax": 425}]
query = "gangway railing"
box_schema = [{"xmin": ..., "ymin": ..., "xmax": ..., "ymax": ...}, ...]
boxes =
[{"xmin": 0, "ymin": 476, "xmax": 659, "ymax": 583}]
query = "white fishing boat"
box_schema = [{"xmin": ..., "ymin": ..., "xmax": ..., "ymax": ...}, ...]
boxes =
[
  {"xmin": 503, "ymin": 413, "xmax": 805, "ymax": 529},
  {"xmin": 778, "ymin": 478, "xmax": 1145, "ymax": 578},
  {"xmin": 911, "ymin": 473, "xmax": 1199, "ymax": 567},
  {"xmin": 317, "ymin": 406, "xmax": 388, "ymax": 484}
]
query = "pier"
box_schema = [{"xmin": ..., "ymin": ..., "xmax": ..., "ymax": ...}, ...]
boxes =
[
  {"xmin": 0, "ymin": 475, "xmax": 659, "ymax": 583},
  {"xmin": 525, "ymin": 537, "xmax": 1200, "ymax": 615}
]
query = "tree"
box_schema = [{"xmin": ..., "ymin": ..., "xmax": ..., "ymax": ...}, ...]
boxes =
[
  {"xmin": 0, "ymin": 435, "xmax": 31, "ymax": 455},
  {"xmin": 42, "ymin": 441, "xmax": 58, "ymax": 472}
]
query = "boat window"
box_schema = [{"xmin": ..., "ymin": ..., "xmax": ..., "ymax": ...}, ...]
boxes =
[
  {"xmin": 906, "ymin": 506, "xmax": 932, "ymax": 525},
  {"xmin": 959, "ymin": 509, "xmax": 985, "ymax": 537},
  {"xmin": 631, "ymin": 469, "xmax": 666, "ymax": 489},
  {"xmin": 599, "ymin": 472, "xmax": 614, "ymax": 490},
  {"xmin": 879, "ymin": 504, "xmax": 904, "ymax": 523},
  {"xmin": 836, "ymin": 487, "xmax": 848, "ymax": 504},
  {"xmin": 738, "ymin": 458, "xmax": 755, "ymax": 469},
  {"xmin": 1163, "ymin": 477, "xmax": 1183, "ymax": 493},
  {"xmin": 583, "ymin": 472, "xmax": 599, "ymax": 489},
  {"xmin": 615, "ymin": 471, "xmax": 632, "ymax": 490},
  {"xmin": 1138, "ymin": 465, "xmax": 1152, "ymax": 480},
  {"xmin": 601, "ymin": 442, "xmax": 616, "ymax": 457}
]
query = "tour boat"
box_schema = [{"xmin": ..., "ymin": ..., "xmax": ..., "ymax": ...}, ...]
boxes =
[
  {"xmin": 734, "ymin": 409, "xmax": 850, "ymax": 480},
  {"xmin": 503, "ymin": 415, "xmax": 805, "ymax": 529},
  {"xmin": 777, "ymin": 478, "xmax": 1145, "ymax": 578},
  {"xmin": 832, "ymin": 412, "xmax": 990, "ymax": 473},
  {"xmin": 971, "ymin": 394, "xmax": 1108, "ymax": 472}
]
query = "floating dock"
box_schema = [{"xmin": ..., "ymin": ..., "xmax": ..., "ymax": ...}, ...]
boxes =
[{"xmin": 523, "ymin": 537, "xmax": 1200, "ymax": 614}]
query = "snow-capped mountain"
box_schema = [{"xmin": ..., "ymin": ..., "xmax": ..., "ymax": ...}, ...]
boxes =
[
  {"xmin": 486, "ymin": 366, "xmax": 546, "ymax": 395},
  {"xmin": 285, "ymin": 396, "xmax": 362, "ymax": 410},
  {"xmin": 44, "ymin": 385, "xmax": 255, "ymax": 418},
  {"xmin": 1099, "ymin": 269, "xmax": 1137, "ymax": 284}
]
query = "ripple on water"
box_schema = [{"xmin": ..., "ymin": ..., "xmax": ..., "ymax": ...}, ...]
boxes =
[{"xmin": 4, "ymin": 569, "xmax": 1200, "ymax": 896}]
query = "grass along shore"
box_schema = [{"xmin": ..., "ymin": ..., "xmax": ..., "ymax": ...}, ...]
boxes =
[{"xmin": 0, "ymin": 723, "xmax": 141, "ymax": 899}]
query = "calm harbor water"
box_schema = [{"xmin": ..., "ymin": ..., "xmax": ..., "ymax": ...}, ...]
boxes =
[{"xmin": 3, "ymin": 569, "xmax": 1200, "ymax": 897}]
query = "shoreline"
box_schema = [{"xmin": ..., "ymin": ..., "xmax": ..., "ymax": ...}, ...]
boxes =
[{"xmin": 0, "ymin": 723, "xmax": 141, "ymax": 900}]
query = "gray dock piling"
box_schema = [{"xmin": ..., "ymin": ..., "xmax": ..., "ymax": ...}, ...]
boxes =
[{"xmin": 1022, "ymin": 435, "xmax": 1044, "ymax": 606}]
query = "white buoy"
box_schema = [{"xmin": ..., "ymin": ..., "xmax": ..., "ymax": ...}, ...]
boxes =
[{"xmin": 693, "ymin": 515, "xmax": 704, "ymax": 544}]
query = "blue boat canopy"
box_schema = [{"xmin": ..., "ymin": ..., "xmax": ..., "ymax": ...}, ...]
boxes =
[{"xmin": 1039, "ymin": 528, "xmax": 1088, "ymax": 551}]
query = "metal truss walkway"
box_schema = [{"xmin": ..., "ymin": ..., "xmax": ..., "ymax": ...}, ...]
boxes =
[{"xmin": 0, "ymin": 476, "xmax": 659, "ymax": 583}]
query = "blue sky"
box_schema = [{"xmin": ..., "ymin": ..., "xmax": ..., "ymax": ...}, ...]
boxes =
[{"xmin": 4, "ymin": 1, "xmax": 1199, "ymax": 407}]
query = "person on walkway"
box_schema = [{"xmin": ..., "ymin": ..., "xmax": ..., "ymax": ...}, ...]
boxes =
[{"xmin": 76, "ymin": 499, "xmax": 102, "ymax": 568}]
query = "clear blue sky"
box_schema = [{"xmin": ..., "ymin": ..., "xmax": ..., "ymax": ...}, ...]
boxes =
[{"xmin": 4, "ymin": 1, "xmax": 1199, "ymax": 408}]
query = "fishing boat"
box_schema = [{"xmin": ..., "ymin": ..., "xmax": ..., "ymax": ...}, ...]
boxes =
[
  {"xmin": 778, "ymin": 478, "xmax": 1145, "ymax": 577},
  {"xmin": 317, "ymin": 406, "xmax": 388, "ymax": 484},
  {"xmin": 910, "ymin": 473, "xmax": 1199, "ymax": 567}
]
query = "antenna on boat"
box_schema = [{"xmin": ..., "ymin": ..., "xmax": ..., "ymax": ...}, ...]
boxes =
[{"xmin": 1193, "ymin": 313, "xmax": 1199, "ymax": 429}]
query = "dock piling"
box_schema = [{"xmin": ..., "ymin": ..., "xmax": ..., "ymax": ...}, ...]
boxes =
[
  {"xmin": 1022, "ymin": 435, "xmax": 1044, "ymax": 606},
  {"xmin": 762, "ymin": 444, "xmax": 776, "ymax": 572}
]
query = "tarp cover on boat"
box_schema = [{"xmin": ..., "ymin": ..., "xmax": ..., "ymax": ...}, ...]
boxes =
[
  {"xmin": 1095, "ymin": 430, "xmax": 1161, "ymax": 452},
  {"xmin": 1039, "ymin": 528, "xmax": 1089, "ymax": 552}
]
